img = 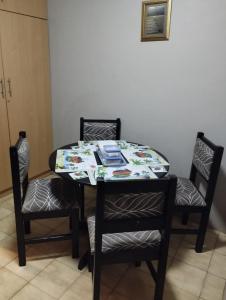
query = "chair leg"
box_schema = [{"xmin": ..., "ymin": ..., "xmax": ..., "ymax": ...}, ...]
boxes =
[
  {"xmin": 182, "ymin": 213, "xmax": 189, "ymax": 225},
  {"xmin": 69, "ymin": 216, "xmax": 72, "ymax": 230},
  {"xmin": 79, "ymin": 184, "xmax": 85, "ymax": 223},
  {"xmin": 24, "ymin": 220, "xmax": 31, "ymax": 234},
  {"xmin": 88, "ymin": 253, "xmax": 93, "ymax": 272},
  {"xmin": 16, "ymin": 217, "xmax": 26, "ymax": 266},
  {"xmin": 135, "ymin": 261, "xmax": 141, "ymax": 267},
  {"xmin": 78, "ymin": 251, "xmax": 89, "ymax": 270},
  {"xmin": 71, "ymin": 209, "xmax": 79, "ymax": 258},
  {"xmin": 154, "ymin": 254, "xmax": 168, "ymax": 300},
  {"xmin": 195, "ymin": 211, "xmax": 209, "ymax": 253},
  {"xmin": 93, "ymin": 260, "xmax": 101, "ymax": 300}
]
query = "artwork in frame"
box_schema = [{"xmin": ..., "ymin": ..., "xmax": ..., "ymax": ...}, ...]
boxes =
[{"xmin": 141, "ymin": 0, "xmax": 172, "ymax": 41}]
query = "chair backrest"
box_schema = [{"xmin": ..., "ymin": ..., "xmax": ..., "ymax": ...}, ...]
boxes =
[
  {"xmin": 80, "ymin": 117, "xmax": 121, "ymax": 141},
  {"xmin": 10, "ymin": 131, "xmax": 30, "ymax": 208},
  {"xmin": 94, "ymin": 176, "xmax": 177, "ymax": 254},
  {"xmin": 190, "ymin": 132, "xmax": 224, "ymax": 206}
]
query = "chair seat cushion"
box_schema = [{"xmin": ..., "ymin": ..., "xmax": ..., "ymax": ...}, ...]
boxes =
[
  {"xmin": 87, "ymin": 215, "xmax": 161, "ymax": 254},
  {"xmin": 22, "ymin": 178, "xmax": 77, "ymax": 213},
  {"xmin": 175, "ymin": 177, "xmax": 206, "ymax": 207}
]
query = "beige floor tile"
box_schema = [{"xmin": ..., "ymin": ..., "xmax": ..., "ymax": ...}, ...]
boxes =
[
  {"xmin": 0, "ymin": 214, "xmax": 16, "ymax": 235},
  {"xmin": 101, "ymin": 264, "xmax": 129, "ymax": 290},
  {"xmin": 200, "ymin": 273, "xmax": 225, "ymax": 300},
  {"xmin": 10, "ymin": 219, "xmax": 59, "ymax": 239},
  {"xmin": 169, "ymin": 234, "xmax": 184, "ymax": 257},
  {"xmin": 108, "ymin": 293, "xmax": 129, "ymax": 300},
  {"xmin": 12, "ymin": 283, "xmax": 55, "ymax": 300},
  {"xmin": 35, "ymin": 217, "xmax": 67, "ymax": 230},
  {"xmin": 27, "ymin": 239, "xmax": 71, "ymax": 260},
  {"xmin": 176, "ymin": 239, "xmax": 213, "ymax": 271},
  {"xmin": 164, "ymin": 283, "xmax": 199, "ymax": 300},
  {"xmin": 82, "ymin": 263, "xmax": 129, "ymax": 292},
  {"xmin": 209, "ymin": 252, "xmax": 226, "ymax": 279},
  {"xmin": 0, "ymin": 207, "xmax": 12, "ymax": 220},
  {"xmin": 27, "ymin": 220, "xmax": 53, "ymax": 236},
  {"xmin": 31, "ymin": 260, "xmax": 80, "ymax": 298},
  {"xmin": 166, "ymin": 259, "xmax": 206, "ymax": 296},
  {"xmin": 0, "ymin": 231, "xmax": 9, "ymax": 241},
  {"xmin": 0, "ymin": 268, "xmax": 27, "ymax": 300},
  {"xmin": 138, "ymin": 256, "xmax": 173, "ymax": 274},
  {"xmin": 137, "ymin": 260, "xmax": 157, "ymax": 274},
  {"xmin": 215, "ymin": 232, "xmax": 226, "ymax": 256},
  {"xmin": 52, "ymin": 219, "xmax": 70, "ymax": 235},
  {"xmin": 114, "ymin": 266, "xmax": 155, "ymax": 299},
  {"xmin": 6, "ymin": 254, "xmax": 53, "ymax": 281},
  {"xmin": 56, "ymin": 255, "xmax": 79, "ymax": 270},
  {"xmin": 0, "ymin": 235, "xmax": 18, "ymax": 267},
  {"xmin": 60, "ymin": 274, "xmax": 110, "ymax": 300},
  {"xmin": 0, "ymin": 197, "xmax": 14, "ymax": 211},
  {"xmin": 185, "ymin": 230, "xmax": 218, "ymax": 251},
  {"xmin": 0, "ymin": 193, "xmax": 12, "ymax": 203}
]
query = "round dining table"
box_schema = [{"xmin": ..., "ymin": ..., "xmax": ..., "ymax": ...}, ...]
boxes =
[{"xmin": 49, "ymin": 142, "xmax": 170, "ymax": 184}]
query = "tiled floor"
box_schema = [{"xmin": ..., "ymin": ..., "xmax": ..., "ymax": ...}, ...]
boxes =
[{"xmin": 0, "ymin": 187, "xmax": 226, "ymax": 300}]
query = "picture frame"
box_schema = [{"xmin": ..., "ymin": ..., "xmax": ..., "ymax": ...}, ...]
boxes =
[{"xmin": 141, "ymin": 0, "xmax": 172, "ymax": 41}]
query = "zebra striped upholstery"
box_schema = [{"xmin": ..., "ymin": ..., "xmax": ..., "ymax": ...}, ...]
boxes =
[
  {"xmin": 87, "ymin": 215, "xmax": 161, "ymax": 254},
  {"xmin": 88, "ymin": 190, "xmax": 165, "ymax": 253},
  {"xmin": 104, "ymin": 192, "xmax": 165, "ymax": 220},
  {"xmin": 193, "ymin": 138, "xmax": 214, "ymax": 180},
  {"xmin": 83, "ymin": 122, "xmax": 117, "ymax": 141},
  {"xmin": 175, "ymin": 177, "xmax": 206, "ymax": 207},
  {"xmin": 17, "ymin": 138, "xmax": 30, "ymax": 184},
  {"xmin": 22, "ymin": 178, "xmax": 77, "ymax": 213}
]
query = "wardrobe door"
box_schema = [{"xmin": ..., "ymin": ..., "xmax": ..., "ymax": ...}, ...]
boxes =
[
  {"xmin": 0, "ymin": 43, "xmax": 11, "ymax": 192},
  {"xmin": 0, "ymin": 11, "xmax": 53, "ymax": 178},
  {"xmin": 0, "ymin": 0, "xmax": 47, "ymax": 19}
]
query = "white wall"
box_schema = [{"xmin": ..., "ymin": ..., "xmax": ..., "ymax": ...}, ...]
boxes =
[{"xmin": 48, "ymin": 0, "xmax": 226, "ymax": 232}]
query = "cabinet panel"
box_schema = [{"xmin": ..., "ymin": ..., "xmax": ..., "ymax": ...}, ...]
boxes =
[
  {"xmin": 0, "ymin": 43, "xmax": 11, "ymax": 191},
  {"xmin": 0, "ymin": 0, "xmax": 47, "ymax": 19},
  {"xmin": 0, "ymin": 11, "xmax": 53, "ymax": 179}
]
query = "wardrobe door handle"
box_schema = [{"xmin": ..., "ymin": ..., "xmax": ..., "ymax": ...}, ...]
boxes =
[
  {"xmin": 0, "ymin": 79, "xmax": 5, "ymax": 98},
  {"xmin": 7, "ymin": 79, "xmax": 12, "ymax": 97}
]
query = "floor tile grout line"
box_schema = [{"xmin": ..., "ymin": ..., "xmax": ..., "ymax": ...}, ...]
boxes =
[
  {"xmin": 0, "ymin": 266, "xmax": 28, "ymax": 300},
  {"xmin": 200, "ymin": 237, "xmax": 219, "ymax": 299},
  {"xmin": 223, "ymin": 281, "xmax": 226, "ymax": 300},
  {"xmin": 31, "ymin": 259, "xmax": 82, "ymax": 300},
  {"xmin": 107, "ymin": 263, "xmax": 131, "ymax": 297},
  {"xmin": 0, "ymin": 210, "xmax": 14, "ymax": 222},
  {"xmin": 56, "ymin": 271, "xmax": 84, "ymax": 300},
  {"xmin": 4, "ymin": 252, "xmax": 54, "ymax": 282}
]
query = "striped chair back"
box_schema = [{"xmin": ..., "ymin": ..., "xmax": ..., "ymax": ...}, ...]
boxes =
[
  {"xmin": 104, "ymin": 191, "xmax": 165, "ymax": 220},
  {"xmin": 80, "ymin": 118, "xmax": 121, "ymax": 141},
  {"xmin": 17, "ymin": 138, "xmax": 30, "ymax": 184},
  {"xmin": 192, "ymin": 138, "xmax": 214, "ymax": 181},
  {"xmin": 191, "ymin": 132, "xmax": 223, "ymax": 186},
  {"xmin": 95, "ymin": 177, "xmax": 177, "ymax": 236}
]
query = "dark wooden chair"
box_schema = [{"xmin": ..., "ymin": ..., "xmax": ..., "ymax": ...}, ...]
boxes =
[
  {"xmin": 87, "ymin": 176, "xmax": 177, "ymax": 300},
  {"xmin": 80, "ymin": 117, "xmax": 121, "ymax": 141},
  {"xmin": 172, "ymin": 132, "xmax": 224, "ymax": 252},
  {"xmin": 10, "ymin": 131, "xmax": 80, "ymax": 266},
  {"xmin": 79, "ymin": 117, "xmax": 121, "ymax": 223}
]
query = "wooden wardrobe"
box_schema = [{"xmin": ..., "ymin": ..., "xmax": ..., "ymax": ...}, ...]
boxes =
[{"xmin": 0, "ymin": 0, "xmax": 52, "ymax": 193}]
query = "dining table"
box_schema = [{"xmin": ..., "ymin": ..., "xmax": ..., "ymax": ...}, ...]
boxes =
[{"xmin": 48, "ymin": 140, "xmax": 170, "ymax": 185}]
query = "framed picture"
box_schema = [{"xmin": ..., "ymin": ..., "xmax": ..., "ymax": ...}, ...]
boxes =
[{"xmin": 141, "ymin": 0, "xmax": 172, "ymax": 41}]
